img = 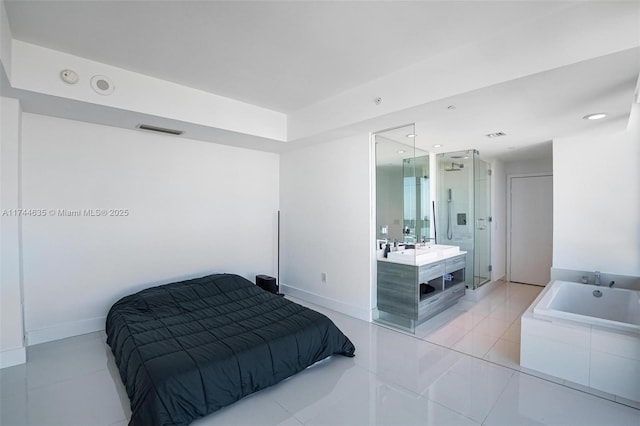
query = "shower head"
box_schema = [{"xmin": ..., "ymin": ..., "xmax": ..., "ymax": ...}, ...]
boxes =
[{"xmin": 444, "ymin": 162, "xmax": 464, "ymax": 172}]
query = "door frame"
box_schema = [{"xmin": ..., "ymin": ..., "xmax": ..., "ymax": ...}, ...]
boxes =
[{"xmin": 506, "ymin": 172, "xmax": 553, "ymax": 284}]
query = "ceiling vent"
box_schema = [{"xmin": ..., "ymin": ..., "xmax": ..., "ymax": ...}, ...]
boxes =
[
  {"xmin": 485, "ymin": 132, "xmax": 507, "ymax": 138},
  {"xmin": 137, "ymin": 124, "xmax": 184, "ymax": 136}
]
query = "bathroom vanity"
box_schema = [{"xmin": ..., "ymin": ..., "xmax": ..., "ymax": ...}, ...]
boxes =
[{"xmin": 377, "ymin": 246, "xmax": 466, "ymax": 328}]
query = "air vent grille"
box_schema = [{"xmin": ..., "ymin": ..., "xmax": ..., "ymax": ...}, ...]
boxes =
[
  {"xmin": 137, "ymin": 124, "xmax": 183, "ymax": 135},
  {"xmin": 486, "ymin": 132, "xmax": 507, "ymax": 138}
]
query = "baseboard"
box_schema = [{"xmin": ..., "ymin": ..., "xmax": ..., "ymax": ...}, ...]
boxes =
[
  {"xmin": 0, "ymin": 346, "xmax": 26, "ymax": 369},
  {"xmin": 27, "ymin": 316, "xmax": 106, "ymax": 346},
  {"xmin": 462, "ymin": 279, "xmax": 502, "ymax": 301},
  {"xmin": 280, "ymin": 284, "xmax": 372, "ymax": 322}
]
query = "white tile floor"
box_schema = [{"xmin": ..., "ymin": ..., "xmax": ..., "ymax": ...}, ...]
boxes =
[
  {"xmin": 1, "ymin": 281, "xmax": 639, "ymax": 425},
  {"xmin": 412, "ymin": 281, "xmax": 544, "ymax": 371}
]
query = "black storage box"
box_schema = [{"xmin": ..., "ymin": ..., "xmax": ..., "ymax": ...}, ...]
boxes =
[{"xmin": 256, "ymin": 275, "xmax": 278, "ymax": 294}]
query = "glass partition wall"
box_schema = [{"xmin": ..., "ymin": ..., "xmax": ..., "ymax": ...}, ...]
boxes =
[
  {"xmin": 374, "ymin": 135, "xmax": 492, "ymax": 332},
  {"xmin": 374, "ymin": 124, "xmax": 431, "ymax": 332}
]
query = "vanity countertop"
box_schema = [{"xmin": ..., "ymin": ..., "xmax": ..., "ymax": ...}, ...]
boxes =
[{"xmin": 377, "ymin": 245, "xmax": 466, "ymax": 267}]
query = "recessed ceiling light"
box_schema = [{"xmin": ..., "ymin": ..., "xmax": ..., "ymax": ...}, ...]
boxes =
[
  {"xmin": 583, "ymin": 113, "xmax": 607, "ymax": 120},
  {"xmin": 397, "ymin": 150, "xmax": 406, "ymax": 154},
  {"xmin": 433, "ymin": 144, "xmax": 442, "ymax": 148},
  {"xmin": 406, "ymin": 134, "xmax": 417, "ymax": 138},
  {"xmin": 463, "ymin": 156, "xmax": 469, "ymax": 159},
  {"xmin": 90, "ymin": 75, "xmax": 114, "ymax": 95},
  {"xmin": 447, "ymin": 105, "xmax": 456, "ymax": 110}
]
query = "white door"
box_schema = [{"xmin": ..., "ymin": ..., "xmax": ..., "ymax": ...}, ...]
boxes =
[{"xmin": 509, "ymin": 175, "xmax": 553, "ymax": 286}]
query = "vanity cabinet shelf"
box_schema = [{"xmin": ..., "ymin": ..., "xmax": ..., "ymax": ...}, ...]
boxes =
[
  {"xmin": 419, "ymin": 277, "xmax": 442, "ymax": 301},
  {"xmin": 378, "ymin": 253, "xmax": 466, "ymax": 327},
  {"xmin": 444, "ymin": 268, "xmax": 465, "ymax": 290}
]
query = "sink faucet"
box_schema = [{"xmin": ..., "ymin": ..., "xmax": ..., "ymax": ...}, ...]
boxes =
[
  {"xmin": 594, "ymin": 271, "xmax": 601, "ymax": 286},
  {"xmin": 421, "ymin": 237, "xmax": 435, "ymax": 247}
]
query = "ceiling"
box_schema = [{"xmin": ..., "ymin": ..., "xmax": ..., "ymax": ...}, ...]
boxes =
[
  {"xmin": 5, "ymin": 0, "xmax": 573, "ymax": 113},
  {"xmin": 413, "ymin": 48, "xmax": 640, "ymax": 161},
  {"xmin": 371, "ymin": 47, "xmax": 639, "ymax": 162},
  {"xmin": 3, "ymin": 1, "xmax": 639, "ymax": 163}
]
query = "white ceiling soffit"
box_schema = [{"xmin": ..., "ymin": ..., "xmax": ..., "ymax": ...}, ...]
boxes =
[
  {"xmin": 0, "ymin": 66, "xmax": 287, "ymax": 153},
  {"xmin": 4, "ymin": 0, "xmax": 576, "ymax": 113}
]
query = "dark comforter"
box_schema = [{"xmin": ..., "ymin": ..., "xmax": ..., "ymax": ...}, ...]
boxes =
[{"xmin": 105, "ymin": 273, "xmax": 355, "ymax": 426}]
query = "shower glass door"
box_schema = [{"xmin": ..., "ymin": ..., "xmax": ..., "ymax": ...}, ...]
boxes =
[
  {"xmin": 436, "ymin": 150, "xmax": 491, "ymax": 289},
  {"xmin": 474, "ymin": 155, "xmax": 491, "ymax": 288}
]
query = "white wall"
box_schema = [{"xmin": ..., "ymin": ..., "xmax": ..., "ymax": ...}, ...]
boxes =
[
  {"xmin": 279, "ymin": 134, "xmax": 372, "ymax": 320},
  {"xmin": 0, "ymin": 96, "xmax": 26, "ymax": 367},
  {"xmin": 553, "ymin": 104, "xmax": 640, "ymax": 276},
  {"xmin": 0, "ymin": 0, "xmax": 12, "ymax": 80},
  {"xmin": 19, "ymin": 113, "xmax": 280, "ymax": 344},
  {"xmin": 505, "ymin": 156, "xmax": 553, "ymax": 176}
]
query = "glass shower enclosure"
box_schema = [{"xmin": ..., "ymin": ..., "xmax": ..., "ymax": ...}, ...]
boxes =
[{"xmin": 436, "ymin": 150, "xmax": 492, "ymax": 289}]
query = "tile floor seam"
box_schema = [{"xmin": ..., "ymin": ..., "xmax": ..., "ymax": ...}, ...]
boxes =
[
  {"xmin": 424, "ymin": 326, "xmax": 471, "ymax": 348},
  {"xmin": 479, "ymin": 369, "xmax": 517, "ymax": 425},
  {"xmin": 481, "ymin": 332, "xmax": 505, "ymax": 362},
  {"xmin": 371, "ymin": 364, "xmax": 437, "ymax": 399},
  {"xmin": 515, "ymin": 367, "xmax": 640, "ymax": 412},
  {"xmin": 269, "ymin": 393, "xmax": 308, "ymax": 425},
  {"xmin": 23, "ymin": 365, "xmax": 111, "ymax": 393},
  {"xmin": 428, "ymin": 397, "xmax": 481, "ymax": 426}
]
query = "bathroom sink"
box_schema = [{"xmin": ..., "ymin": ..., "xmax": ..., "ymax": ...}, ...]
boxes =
[
  {"xmin": 387, "ymin": 249, "xmax": 439, "ymax": 263},
  {"xmin": 427, "ymin": 245, "xmax": 460, "ymax": 257},
  {"xmin": 386, "ymin": 245, "xmax": 460, "ymax": 263}
]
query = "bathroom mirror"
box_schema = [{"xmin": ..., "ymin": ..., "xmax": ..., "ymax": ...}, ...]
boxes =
[
  {"xmin": 404, "ymin": 154, "xmax": 430, "ymax": 244},
  {"xmin": 374, "ymin": 125, "xmax": 430, "ymax": 245}
]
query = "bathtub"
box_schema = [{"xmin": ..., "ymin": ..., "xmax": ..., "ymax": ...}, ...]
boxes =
[
  {"xmin": 533, "ymin": 280, "xmax": 640, "ymax": 334},
  {"xmin": 521, "ymin": 280, "xmax": 640, "ymax": 403}
]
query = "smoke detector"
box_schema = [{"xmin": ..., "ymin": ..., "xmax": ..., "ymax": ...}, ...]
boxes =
[{"xmin": 60, "ymin": 69, "xmax": 79, "ymax": 84}]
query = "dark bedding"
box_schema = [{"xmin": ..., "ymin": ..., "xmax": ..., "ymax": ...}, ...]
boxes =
[{"xmin": 105, "ymin": 273, "xmax": 355, "ymax": 426}]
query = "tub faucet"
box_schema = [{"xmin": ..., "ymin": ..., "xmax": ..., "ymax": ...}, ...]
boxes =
[{"xmin": 594, "ymin": 271, "xmax": 601, "ymax": 286}]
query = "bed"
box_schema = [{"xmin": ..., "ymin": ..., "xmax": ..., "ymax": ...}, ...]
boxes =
[{"xmin": 106, "ymin": 273, "xmax": 355, "ymax": 426}]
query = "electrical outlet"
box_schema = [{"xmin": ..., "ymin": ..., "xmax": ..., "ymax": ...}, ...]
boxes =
[{"xmin": 321, "ymin": 272, "xmax": 327, "ymax": 283}]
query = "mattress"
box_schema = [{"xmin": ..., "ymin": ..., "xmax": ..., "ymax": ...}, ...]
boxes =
[{"xmin": 106, "ymin": 273, "xmax": 355, "ymax": 426}]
